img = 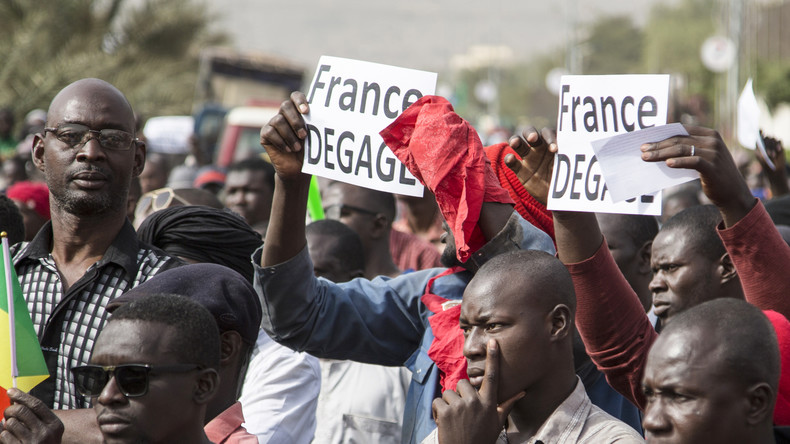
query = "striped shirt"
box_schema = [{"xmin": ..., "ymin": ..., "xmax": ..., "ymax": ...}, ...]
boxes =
[{"xmin": 12, "ymin": 220, "xmax": 181, "ymax": 409}]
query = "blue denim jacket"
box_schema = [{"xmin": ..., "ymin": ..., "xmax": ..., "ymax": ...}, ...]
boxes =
[{"xmin": 254, "ymin": 211, "xmax": 555, "ymax": 443}]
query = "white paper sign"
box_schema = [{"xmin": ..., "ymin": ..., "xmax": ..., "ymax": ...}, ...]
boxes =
[
  {"xmin": 301, "ymin": 56, "xmax": 436, "ymax": 197},
  {"xmin": 548, "ymin": 75, "xmax": 670, "ymax": 215},
  {"xmin": 591, "ymin": 124, "xmax": 699, "ymax": 202}
]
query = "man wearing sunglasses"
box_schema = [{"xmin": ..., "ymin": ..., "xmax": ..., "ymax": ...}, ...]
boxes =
[
  {"xmin": 10, "ymin": 79, "xmax": 181, "ymax": 417},
  {"xmin": 0, "ymin": 294, "xmax": 220, "ymax": 444}
]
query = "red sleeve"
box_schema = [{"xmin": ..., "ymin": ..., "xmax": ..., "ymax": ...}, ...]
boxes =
[
  {"xmin": 718, "ymin": 200, "xmax": 790, "ymax": 319},
  {"xmin": 565, "ymin": 240, "xmax": 658, "ymax": 409}
]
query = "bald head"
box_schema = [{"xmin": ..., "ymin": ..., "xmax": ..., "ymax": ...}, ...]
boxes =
[
  {"xmin": 468, "ymin": 249, "xmax": 576, "ymax": 314},
  {"xmin": 643, "ymin": 298, "xmax": 779, "ymax": 442},
  {"xmin": 657, "ymin": 298, "xmax": 779, "ymax": 391},
  {"xmin": 47, "ymin": 78, "xmax": 135, "ymax": 134}
]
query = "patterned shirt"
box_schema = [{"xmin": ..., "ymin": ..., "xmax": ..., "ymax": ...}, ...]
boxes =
[{"xmin": 12, "ymin": 220, "xmax": 181, "ymax": 409}]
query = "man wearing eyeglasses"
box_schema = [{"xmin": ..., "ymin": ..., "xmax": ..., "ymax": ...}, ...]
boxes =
[{"xmin": 10, "ymin": 78, "xmax": 181, "ymax": 419}]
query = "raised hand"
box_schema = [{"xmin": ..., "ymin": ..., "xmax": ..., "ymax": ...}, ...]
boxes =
[
  {"xmin": 260, "ymin": 91, "xmax": 311, "ymax": 182},
  {"xmin": 640, "ymin": 125, "xmax": 755, "ymax": 227},
  {"xmin": 506, "ymin": 127, "xmax": 557, "ymax": 205},
  {"xmin": 431, "ymin": 340, "xmax": 524, "ymax": 444}
]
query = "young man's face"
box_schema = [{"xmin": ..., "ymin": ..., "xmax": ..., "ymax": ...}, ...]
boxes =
[
  {"xmin": 224, "ymin": 169, "xmax": 273, "ymax": 227},
  {"xmin": 642, "ymin": 330, "xmax": 748, "ymax": 443},
  {"xmin": 649, "ymin": 228, "xmax": 720, "ymax": 325},
  {"xmin": 90, "ymin": 320, "xmax": 203, "ymax": 444},
  {"xmin": 460, "ymin": 273, "xmax": 553, "ymax": 402}
]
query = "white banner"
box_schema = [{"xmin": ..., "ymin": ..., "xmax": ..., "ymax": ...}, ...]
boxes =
[
  {"xmin": 301, "ymin": 56, "xmax": 437, "ymax": 197},
  {"xmin": 548, "ymin": 74, "xmax": 670, "ymax": 215}
]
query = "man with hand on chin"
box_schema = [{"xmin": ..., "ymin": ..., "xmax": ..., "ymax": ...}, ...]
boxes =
[{"xmin": 425, "ymin": 250, "xmax": 643, "ymax": 444}]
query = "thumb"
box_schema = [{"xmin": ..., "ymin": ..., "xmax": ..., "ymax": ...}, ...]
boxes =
[{"xmin": 497, "ymin": 391, "xmax": 526, "ymax": 425}]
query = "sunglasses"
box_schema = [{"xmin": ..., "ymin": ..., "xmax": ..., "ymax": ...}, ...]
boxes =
[
  {"xmin": 323, "ymin": 203, "xmax": 379, "ymax": 220},
  {"xmin": 44, "ymin": 124, "xmax": 137, "ymax": 151},
  {"xmin": 71, "ymin": 363, "xmax": 201, "ymax": 398},
  {"xmin": 134, "ymin": 187, "xmax": 192, "ymax": 220}
]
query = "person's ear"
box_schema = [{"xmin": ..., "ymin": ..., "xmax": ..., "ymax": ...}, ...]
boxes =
[
  {"xmin": 744, "ymin": 382, "xmax": 774, "ymax": 426},
  {"xmin": 193, "ymin": 368, "xmax": 219, "ymax": 405},
  {"xmin": 548, "ymin": 304, "xmax": 572, "ymax": 340},
  {"xmin": 132, "ymin": 139, "xmax": 146, "ymax": 177},
  {"xmin": 219, "ymin": 331, "xmax": 244, "ymax": 366},
  {"xmin": 32, "ymin": 133, "xmax": 46, "ymax": 173},
  {"xmin": 718, "ymin": 252, "xmax": 738, "ymax": 284},
  {"xmin": 637, "ymin": 240, "xmax": 653, "ymax": 275}
]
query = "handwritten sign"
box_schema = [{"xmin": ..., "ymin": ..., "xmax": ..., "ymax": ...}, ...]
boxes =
[
  {"xmin": 302, "ymin": 56, "xmax": 436, "ymax": 197},
  {"xmin": 548, "ymin": 74, "xmax": 670, "ymax": 215}
]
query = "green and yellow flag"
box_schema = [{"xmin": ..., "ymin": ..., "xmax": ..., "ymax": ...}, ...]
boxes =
[{"xmin": 0, "ymin": 233, "xmax": 48, "ymax": 411}]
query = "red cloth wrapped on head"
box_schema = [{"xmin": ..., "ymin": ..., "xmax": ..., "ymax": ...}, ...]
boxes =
[
  {"xmin": 484, "ymin": 143, "xmax": 555, "ymax": 240},
  {"xmin": 380, "ymin": 96, "xmax": 513, "ymax": 263}
]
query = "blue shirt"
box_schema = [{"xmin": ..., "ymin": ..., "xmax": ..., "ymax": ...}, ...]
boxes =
[{"xmin": 254, "ymin": 212, "xmax": 555, "ymax": 443}]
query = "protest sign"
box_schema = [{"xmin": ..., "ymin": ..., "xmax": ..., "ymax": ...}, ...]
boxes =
[
  {"xmin": 302, "ymin": 56, "xmax": 437, "ymax": 197},
  {"xmin": 591, "ymin": 124, "xmax": 698, "ymax": 203},
  {"xmin": 548, "ymin": 74, "xmax": 670, "ymax": 215}
]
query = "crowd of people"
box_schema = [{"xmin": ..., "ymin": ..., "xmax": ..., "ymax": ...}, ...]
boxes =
[{"xmin": 0, "ymin": 75, "xmax": 788, "ymax": 444}]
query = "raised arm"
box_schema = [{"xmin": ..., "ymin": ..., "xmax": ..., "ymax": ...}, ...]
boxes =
[
  {"xmin": 260, "ymin": 91, "xmax": 312, "ymax": 267},
  {"xmin": 642, "ymin": 125, "xmax": 790, "ymax": 318},
  {"xmin": 506, "ymin": 127, "xmax": 656, "ymax": 408}
]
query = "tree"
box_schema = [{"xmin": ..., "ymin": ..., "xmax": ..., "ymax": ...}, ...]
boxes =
[{"xmin": 0, "ymin": 0, "xmax": 225, "ymax": 123}]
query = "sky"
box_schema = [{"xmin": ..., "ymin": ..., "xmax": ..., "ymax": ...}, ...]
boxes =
[{"xmin": 209, "ymin": 0, "xmax": 678, "ymax": 73}]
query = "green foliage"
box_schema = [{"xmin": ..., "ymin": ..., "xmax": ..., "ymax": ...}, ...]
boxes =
[
  {"xmin": 641, "ymin": 0, "xmax": 717, "ymax": 99},
  {"xmin": 582, "ymin": 16, "xmax": 644, "ymax": 75},
  {"xmin": 755, "ymin": 60, "xmax": 790, "ymax": 110},
  {"xmin": 0, "ymin": 0, "xmax": 225, "ymax": 123}
]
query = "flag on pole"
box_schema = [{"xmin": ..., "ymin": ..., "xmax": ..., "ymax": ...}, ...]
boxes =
[{"xmin": 0, "ymin": 232, "xmax": 48, "ymax": 411}]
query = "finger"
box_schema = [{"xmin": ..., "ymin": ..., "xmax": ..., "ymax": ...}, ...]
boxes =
[
  {"xmin": 540, "ymin": 127, "xmax": 558, "ymax": 153},
  {"xmin": 0, "ymin": 417, "xmax": 28, "ymax": 443},
  {"xmin": 505, "ymin": 153, "xmax": 534, "ymax": 186},
  {"xmin": 0, "ymin": 429, "xmax": 23, "ymax": 444},
  {"xmin": 291, "ymin": 91, "xmax": 310, "ymax": 114},
  {"xmin": 510, "ymin": 126, "xmax": 540, "ymax": 158},
  {"xmin": 278, "ymin": 100, "xmax": 308, "ymax": 142},
  {"xmin": 640, "ymin": 140, "xmax": 696, "ymax": 162},
  {"xmin": 441, "ymin": 388, "xmax": 461, "ymax": 404},
  {"xmin": 270, "ymin": 113, "xmax": 303, "ymax": 153},
  {"xmin": 497, "ymin": 390, "xmax": 526, "ymax": 423},
  {"xmin": 432, "ymin": 397, "xmax": 449, "ymax": 423},
  {"xmin": 260, "ymin": 121, "xmax": 291, "ymax": 153},
  {"xmin": 479, "ymin": 339, "xmax": 500, "ymax": 406},
  {"xmin": 455, "ymin": 380, "xmax": 478, "ymax": 399},
  {"xmin": 6, "ymin": 389, "xmax": 55, "ymax": 423}
]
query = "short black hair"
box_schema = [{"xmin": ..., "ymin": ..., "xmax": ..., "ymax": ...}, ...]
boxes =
[
  {"xmin": 662, "ymin": 298, "xmax": 780, "ymax": 391},
  {"xmin": 109, "ymin": 294, "xmax": 220, "ymax": 370},
  {"xmin": 0, "ymin": 194, "xmax": 24, "ymax": 245},
  {"xmin": 600, "ymin": 213, "xmax": 658, "ymax": 248},
  {"xmin": 660, "ymin": 205, "xmax": 724, "ymax": 262},
  {"xmin": 474, "ymin": 249, "xmax": 576, "ymax": 313},
  {"xmin": 306, "ymin": 219, "xmax": 365, "ymax": 271},
  {"xmin": 326, "ymin": 181, "xmax": 396, "ymax": 221},
  {"xmin": 227, "ymin": 157, "xmax": 275, "ymax": 190}
]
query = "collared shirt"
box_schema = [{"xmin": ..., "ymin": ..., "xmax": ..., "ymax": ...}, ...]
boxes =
[
  {"xmin": 205, "ymin": 401, "xmax": 259, "ymax": 444},
  {"xmin": 256, "ymin": 211, "xmax": 555, "ymax": 444},
  {"xmin": 239, "ymin": 329, "xmax": 320, "ymax": 444},
  {"xmin": 12, "ymin": 220, "xmax": 181, "ymax": 409},
  {"xmin": 420, "ymin": 380, "xmax": 644, "ymax": 444}
]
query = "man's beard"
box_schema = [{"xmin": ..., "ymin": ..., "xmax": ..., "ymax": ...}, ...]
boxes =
[{"xmin": 440, "ymin": 243, "xmax": 463, "ymax": 268}]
